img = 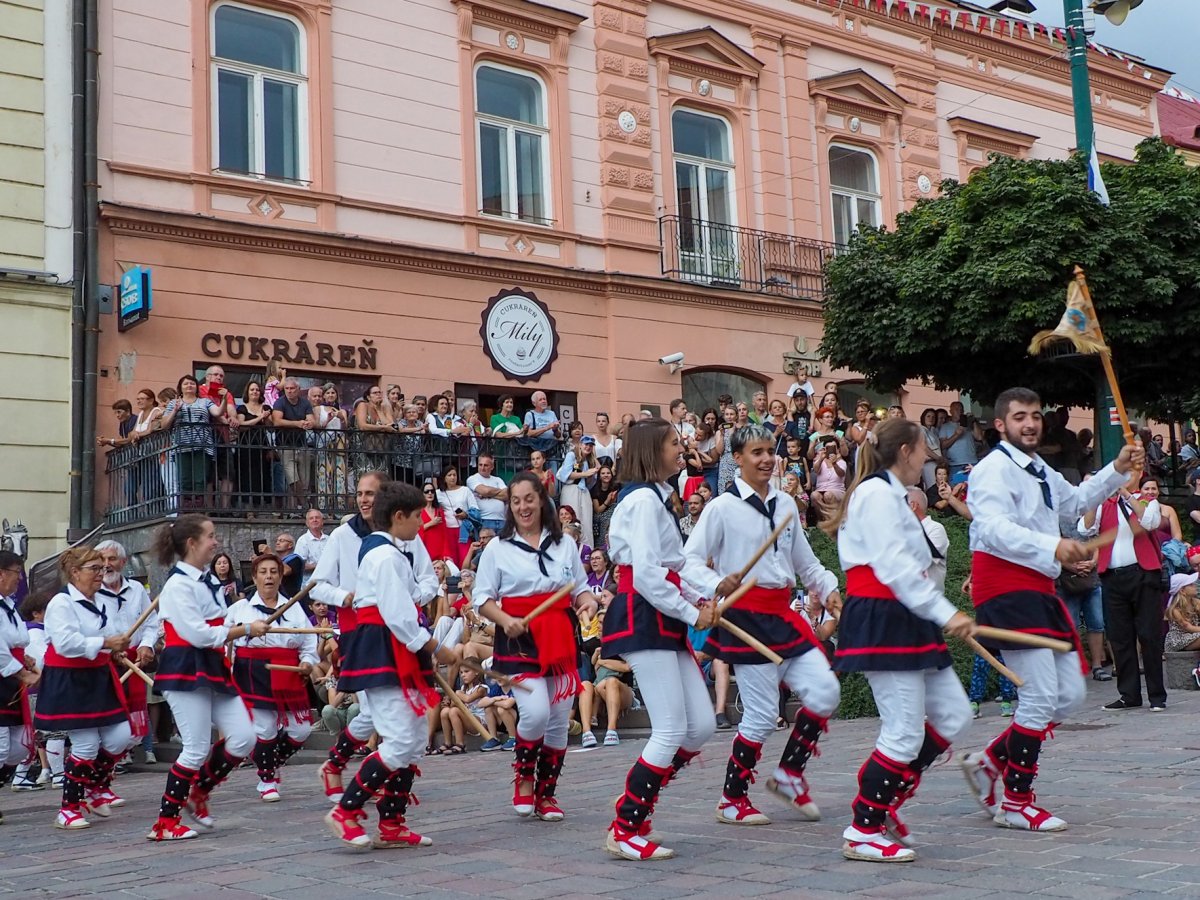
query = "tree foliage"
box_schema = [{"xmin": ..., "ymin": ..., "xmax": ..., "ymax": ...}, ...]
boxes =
[{"xmin": 820, "ymin": 139, "xmax": 1200, "ymax": 419}]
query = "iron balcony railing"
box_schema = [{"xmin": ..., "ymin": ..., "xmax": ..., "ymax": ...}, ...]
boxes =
[
  {"xmin": 103, "ymin": 424, "xmax": 566, "ymax": 524},
  {"xmin": 659, "ymin": 215, "xmax": 839, "ymax": 302}
]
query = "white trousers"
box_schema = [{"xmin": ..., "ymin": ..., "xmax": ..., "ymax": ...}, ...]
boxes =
[
  {"xmin": 0, "ymin": 725, "xmax": 27, "ymax": 766},
  {"xmin": 347, "ymin": 690, "xmax": 374, "ymax": 742},
  {"xmin": 165, "ymin": 689, "xmax": 256, "ymax": 770},
  {"xmin": 735, "ymin": 651, "xmax": 841, "ymax": 744},
  {"xmin": 1003, "ymin": 647, "xmax": 1086, "ymax": 731},
  {"xmin": 249, "ymin": 707, "xmax": 313, "ymax": 744},
  {"xmin": 365, "ymin": 686, "xmax": 425, "ymax": 770},
  {"xmin": 866, "ymin": 667, "xmax": 973, "ymax": 762},
  {"xmin": 65, "ymin": 722, "xmax": 135, "ymax": 761},
  {"xmin": 513, "ymin": 676, "xmax": 572, "ymax": 751},
  {"xmin": 626, "ymin": 649, "xmax": 715, "ymax": 768}
]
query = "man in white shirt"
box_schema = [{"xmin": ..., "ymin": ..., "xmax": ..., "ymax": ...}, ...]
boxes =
[
  {"xmin": 668, "ymin": 399, "xmax": 696, "ymax": 445},
  {"xmin": 295, "ymin": 509, "xmax": 329, "ymax": 583},
  {"xmin": 906, "ymin": 488, "xmax": 948, "ymax": 594},
  {"xmin": 466, "ymin": 454, "xmax": 508, "ymax": 533},
  {"xmin": 961, "ymin": 387, "xmax": 1142, "ymax": 835},
  {"xmin": 1079, "ymin": 478, "xmax": 1164, "ymax": 712}
]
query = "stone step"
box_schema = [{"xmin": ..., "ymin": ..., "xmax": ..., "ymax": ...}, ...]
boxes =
[{"xmin": 1165, "ymin": 651, "xmax": 1200, "ymax": 691}]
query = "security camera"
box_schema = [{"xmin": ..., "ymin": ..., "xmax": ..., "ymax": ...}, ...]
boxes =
[{"xmin": 658, "ymin": 352, "xmax": 684, "ymax": 366}]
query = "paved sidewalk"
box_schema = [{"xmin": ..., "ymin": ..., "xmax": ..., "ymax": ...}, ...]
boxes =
[{"xmin": 1, "ymin": 680, "xmax": 1197, "ymax": 898}]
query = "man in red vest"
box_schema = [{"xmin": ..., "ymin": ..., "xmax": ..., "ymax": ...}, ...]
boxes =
[{"xmin": 1083, "ymin": 476, "xmax": 1165, "ymax": 712}]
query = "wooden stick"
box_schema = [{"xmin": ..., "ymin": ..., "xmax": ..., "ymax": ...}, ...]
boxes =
[
  {"xmin": 716, "ymin": 578, "xmax": 758, "ymax": 616},
  {"xmin": 261, "ymin": 627, "xmax": 329, "ymax": 635},
  {"xmin": 264, "ymin": 580, "xmax": 323, "ymax": 625},
  {"xmin": 461, "ymin": 657, "xmax": 531, "ymax": 693},
  {"xmin": 117, "ymin": 656, "xmax": 155, "ymax": 688},
  {"xmin": 963, "ymin": 636, "xmax": 1025, "ymax": 688},
  {"xmin": 520, "ymin": 583, "xmax": 576, "ymax": 627},
  {"xmin": 265, "ymin": 663, "xmax": 306, "ymax": 673},
  {"xmin": 119, "ymin": 668, "xmax": 133, "ymax": 684},
  {"xmin": 1080, "ymin": 528, "xmax": 1118, "ymax": 554},
  {"xmin": 735, "ymin": 514, "xmax": 794, "ymax": 581},
  {"xmin": 432, "ymin": 669, "xmax": 494, "ymax": 742},
  {"xmin": 716, "ymin": 617, "xmax": 784, "ymax": 665},
  {"xmin": 974, "ymin": 626, "xmax": 1073, "ymax": 654},
  {"xmin": 121, "ymin": 598, "xmax": 159, "ymax": 643}
]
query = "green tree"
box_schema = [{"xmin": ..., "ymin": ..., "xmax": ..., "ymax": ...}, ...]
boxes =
[{"xmin": 820, "ymin": 139, "xmax": 1200, "ymax": 420}]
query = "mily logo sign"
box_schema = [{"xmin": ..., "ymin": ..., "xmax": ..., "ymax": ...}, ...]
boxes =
[{"xmin": 480, "ymin": 288, "xmax": 560, "ymax": 383}]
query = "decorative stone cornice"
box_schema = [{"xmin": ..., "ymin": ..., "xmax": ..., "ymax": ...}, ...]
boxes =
[{"xmin": 99, "ymin": 203, "xmax": 823, "ymax": 320}]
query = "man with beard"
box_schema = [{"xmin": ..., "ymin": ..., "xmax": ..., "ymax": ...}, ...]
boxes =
[
  {"xmin": 96, "ymin": 540, "xmax": 158, "ymax": 775},
  {"xmin": 960, "ymin": 388, "xmax": 1143, "ymax": 833}
]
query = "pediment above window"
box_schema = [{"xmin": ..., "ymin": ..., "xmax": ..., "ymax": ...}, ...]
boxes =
[
  {"xmin": 810, "ymin": 69, "xmax": 906, "ymax": 122},
  {"xmin": 948, "ymin": 116, "xmax": 1037, "ymax": 158},
  {"xmin": 648, "ymin": 27, "xmax": 763, "ymax": 84},
  {"xmin": 453, "ymin": 0, "xmax": 586, "ymax": 42}
]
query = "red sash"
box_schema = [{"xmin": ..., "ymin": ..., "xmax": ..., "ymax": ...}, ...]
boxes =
[
  {"xmin": 339, "ymin": 605, "xmax": 358, "ymax": 633},
  {"xmin": 10, "ymin": 647, "xmax": 34, "ymax": 756},
  {"xmin": 501, "ymin": 591, "xmax": 581, "ymax": 701},
  {"xmin": 356, "ymin": 606, "xmax": 439, "ymax": 714},
  {"xmin": 44, "ymin": 644, "xmax": 133, "ymax": 729},
  {"xmin": 237, "ymin": 645, "xmax": 311, "ymax": 724},
  {"xmin": 846, "ymin": 566, "xmax": 897, "ymax": 600},
  {"xmin": 971, "ymin": 552, "xmax": 1055, "ymax": 605},
  {"xmin": 163, "ymin": 616, "xmax": 229, "ymax": 647}
]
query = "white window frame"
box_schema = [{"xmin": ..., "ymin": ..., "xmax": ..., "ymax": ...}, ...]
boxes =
[
  {"xmin": 671, "ymin": 107, "xmax": 738, "ymax": 283},
  {"xmin": 209, "ymin": 1, "xmax": 309, "ymax": 184},
  {"xmin": 828, "ymin": 143, "xmax": 881, "ymax": 246},
  {"xmin": 474, "ymin": 61, "xmax": 553, "ymax": 226}
]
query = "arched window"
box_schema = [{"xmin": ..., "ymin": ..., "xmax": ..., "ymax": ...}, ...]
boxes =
[
  {"xmin": 673, "ymin": 108, "xmax": 737, "ymax": 282},
  {"xmin": 475, "ymin": 63, "xmax": 551, "ymax": 224},
  {"xmin": 211, "ymin": 3, "xmax": 307, "ymax": 182},
  {"xmin": 682, "ymin": 369, "xmax": 764, "ymax": 418},
  {"xmin": 829, "ymin": 144, "xmax": 880, "ymax": 246}
]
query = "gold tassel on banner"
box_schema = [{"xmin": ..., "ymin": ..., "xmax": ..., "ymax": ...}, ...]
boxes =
[{"xmin": 1027, "ymin": 272, "xmax": 1111, "ymax": 358}]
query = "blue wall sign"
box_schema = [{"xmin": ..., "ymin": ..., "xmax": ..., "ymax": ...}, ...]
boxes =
[{"xmin": 118, "ymin": 266, "xmax": 152, "ymax": 333}]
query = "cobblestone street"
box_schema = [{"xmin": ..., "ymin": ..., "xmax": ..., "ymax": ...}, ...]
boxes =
[{"xmin": 2, "ymin": 680, "xmax": 1197, "ymax": 898}]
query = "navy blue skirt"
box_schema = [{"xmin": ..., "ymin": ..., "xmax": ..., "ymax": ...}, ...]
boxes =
[
  {"xmin": 834, "ymin": 596, "xmax": 952, "ymax": 672},
  {"xmin": 703, "ymin": 609, "xmax": 818, "ymax": 666},
  {"xmin": 33, "ymin": 664, "xmax": 128, "ymax": 731},
  {"xmin": 338, "ymin": 623, "xmax": 434, "ymax": 693},
  {"xmin": 0, "ymin": 673, "xmax": 24, "ymax": 727},
  {"xmin": 155, "ymin": 646, "xmax": 238, "ymax": 695},
  {"xmin": 976, "ymin": 590, "xmax": 1076, "ymax": 650},
  {"xmin": 602, "ymin": 590, "xmax": 690, "ymax": 658}
]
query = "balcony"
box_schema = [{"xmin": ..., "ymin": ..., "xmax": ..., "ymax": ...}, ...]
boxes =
[
  {"xmin": 659, "ymin": 215, "xmax": 838, "ymax": 302},
  {"xmin": 103, "ymin": 426, "xmax": 565, "ymax": 525}
]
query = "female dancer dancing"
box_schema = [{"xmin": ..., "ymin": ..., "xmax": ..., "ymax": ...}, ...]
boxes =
[
  {"xmin": 148, "ymin": 515, "xmax": 269, "ymax": 841},
  {"xmin": 830, "ymin": 418, "xmax": 975, "ymax": 863},
  {"xmin": 472, "ymin": 471, "xmax": 591, "ymax": 822},
  {"xmin": 602, "ymin": 418, "xmax": 739, "ymax": 861},
  {"xmin": 226, "ymin": 553, "xmax": 318, "ymax": 803},
  {"xmin": 34, "ymin": 547, "xmax": 136, "ymax": 829}
]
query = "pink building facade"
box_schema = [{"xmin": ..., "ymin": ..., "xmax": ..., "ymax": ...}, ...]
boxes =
[{"xmin": 94, "ymin": 0, "xmax": 1168, "ymax": 513}]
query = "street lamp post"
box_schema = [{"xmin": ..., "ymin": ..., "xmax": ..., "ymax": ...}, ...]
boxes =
[{"xmin": 1062, "ymin": 0, "xmax": 1126, "ymax": 464}]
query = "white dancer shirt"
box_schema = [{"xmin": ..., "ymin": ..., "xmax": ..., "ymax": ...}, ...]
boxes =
[
  {"xmin": 685, "ymin": 477, "xmax": 838, "ymax": 602},
  {"xmin": 967, "ymin": 440, "xmax": 1126, "ymax": 577},
  {"xmin": 471, "ymin": 530, "xmax": 590, "ymax": 610}
]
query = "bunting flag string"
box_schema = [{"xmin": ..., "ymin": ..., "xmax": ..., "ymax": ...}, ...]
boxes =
[{"xmin": 804, "ymin": 0, "xmax": 1159, "ymax": 82}]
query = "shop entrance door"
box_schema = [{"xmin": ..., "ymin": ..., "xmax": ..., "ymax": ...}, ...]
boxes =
[{"xmin": 458, "ymin": 384, "xmax": 579, "ymax": 431}]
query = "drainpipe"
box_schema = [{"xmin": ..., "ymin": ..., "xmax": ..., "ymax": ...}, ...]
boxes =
[
  {"xmin": 68, "ymin": 0, "xmax": 86, "ymax": 530},
  {"xmin": 80, "ymin": 0, "xmax": 100, "ymax": 529}
]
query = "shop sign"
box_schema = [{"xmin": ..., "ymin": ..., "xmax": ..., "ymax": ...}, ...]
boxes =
[
  {"xmin": 479, "ymin": 287, "xmax": 559, "ymax": 383},
  {"xmin": 118, "ymin": 266, "xmax": 152, "ymax": 333},
  {"xmin": 200, "ymin": 332, "xmax": 377, "ymax": 370}
]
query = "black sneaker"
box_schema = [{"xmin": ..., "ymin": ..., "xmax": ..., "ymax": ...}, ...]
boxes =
[
  {"xmin": 1091, "ymin": 667, "xmax": 1112, "ymax": 682},
  {"xmin": 1149, "ymin": 702, "xmax": 1167, "ymax": 711},
  {"xmin": 1103, "ymin": 698, "xmax": 1142, "ymax": 711},
  {"xmin": 715, "ymin": 713, "xmax": 732, "ymax": 731}
]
